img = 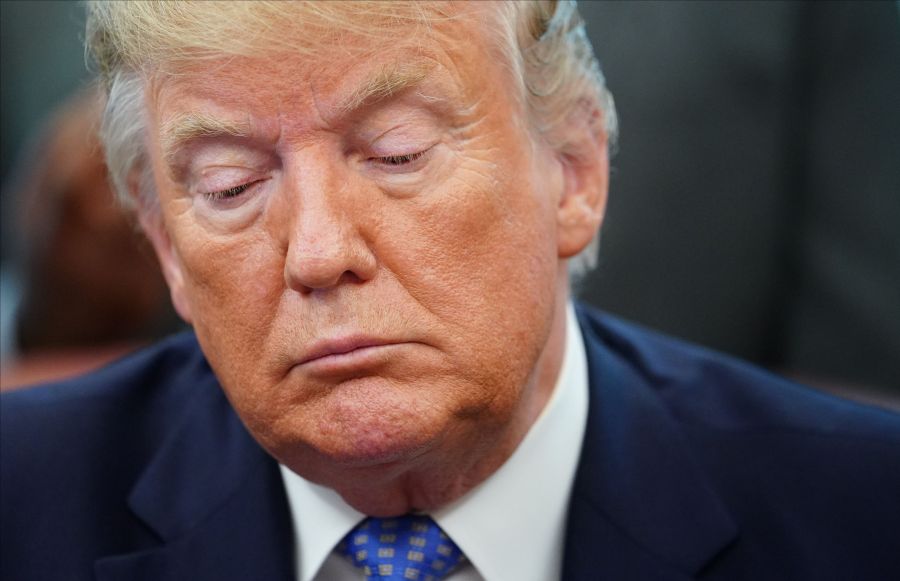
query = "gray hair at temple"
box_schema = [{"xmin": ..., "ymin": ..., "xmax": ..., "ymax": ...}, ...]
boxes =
[{"xmin": 86, "ymin": 0, "xmax": 617, "ymax": 280}]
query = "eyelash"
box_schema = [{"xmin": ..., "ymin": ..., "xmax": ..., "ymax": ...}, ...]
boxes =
[
  {"xmin": 375, "ymin": 151, "xmax": 426, "ymax": 166},
  {"xmin": 204, "ymin": 181, "xmax": 258, "ymax": 202},
  {"xmin": 202, "ymin": 150, "xmax": 429, "ymax": 202}
]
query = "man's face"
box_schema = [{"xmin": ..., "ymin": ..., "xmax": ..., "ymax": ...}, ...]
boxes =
[{"xmin": 143, "ymin": 6, "xmax": 603, "ymax": 513}]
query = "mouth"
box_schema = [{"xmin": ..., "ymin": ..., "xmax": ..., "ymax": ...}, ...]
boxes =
[{"xmin": 297, "ymin": 336, "xmax": 414, "ymax": 375}]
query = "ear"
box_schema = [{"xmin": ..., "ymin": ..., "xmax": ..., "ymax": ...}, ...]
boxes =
[
  {"xmin": 134, "ymin": 187, "xmax": 194, "ymax": 325},
  {"xmin": 555, "ymin": 104, "xmax": 609, "ymax": 259}
]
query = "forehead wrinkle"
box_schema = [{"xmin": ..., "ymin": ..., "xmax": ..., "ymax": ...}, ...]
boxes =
[{"xmin": 161, "ymin": 112, "xmax": 254, "ymax": 167}]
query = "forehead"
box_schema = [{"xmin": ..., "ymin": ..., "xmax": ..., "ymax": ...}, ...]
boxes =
[{"xmin": 146, "ymin": 3, "xmax": 508, "ymax": 123}]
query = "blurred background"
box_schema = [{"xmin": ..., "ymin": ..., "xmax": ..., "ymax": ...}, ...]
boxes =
[
  {"xmin": 1, "ymin": 1, "xmax": 898, "ymax": 406},
  {"xmin": 0, "ymin": 1, "xmax": 180, "ymax": 387}
]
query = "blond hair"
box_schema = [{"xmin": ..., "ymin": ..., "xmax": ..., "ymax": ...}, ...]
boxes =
[{"xmin": 86, "ymin": 0, "xmax": 616, "ymax": 279}]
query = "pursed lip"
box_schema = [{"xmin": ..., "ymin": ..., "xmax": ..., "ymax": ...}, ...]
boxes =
[{"xmin": 297, "ymin": 336, "xmax": 407, "ymax": 367}]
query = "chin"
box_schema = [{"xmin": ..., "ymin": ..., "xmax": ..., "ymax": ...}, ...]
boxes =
[{"xmin": 269, "ymin": 382, "xmax": 449, "ymax": 474}]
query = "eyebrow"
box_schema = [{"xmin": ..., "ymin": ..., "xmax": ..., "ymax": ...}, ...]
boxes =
[
  {"xmin": 161, "ymin": 113, "xmax": 253, "ymax": 168},
  {"xmin": 338, "ymin": 62, "xmax": 434, "ymax": 113}
]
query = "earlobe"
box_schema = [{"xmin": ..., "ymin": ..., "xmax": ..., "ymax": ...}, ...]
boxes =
[
  {"xmin": 556, "ymin": 110, "xmax": 609, "ymax": 259},
  {"xmin": 138, "ymin": 206, "xmax": 194, "ymax": 325}
]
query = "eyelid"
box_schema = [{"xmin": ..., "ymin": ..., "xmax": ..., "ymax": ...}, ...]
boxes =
[
  {"xmin": 204, "ymin": 182, "xmax": 250, "ymax": 202},
  {"xmin": 368, "ymin": 144, "xmax": 436, "ymax": 171},
  {"xmin": 375, "ymin": 150, "xmax": 426, "ymax": 165},
  {"xmin": 201, "ymin": 178, "xmax": 266, "ymax": 206}
]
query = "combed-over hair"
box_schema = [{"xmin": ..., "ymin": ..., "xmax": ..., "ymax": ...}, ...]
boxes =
[{"xmin": 86, "ymin": 0, "xmax": 616, "ymax": 280}]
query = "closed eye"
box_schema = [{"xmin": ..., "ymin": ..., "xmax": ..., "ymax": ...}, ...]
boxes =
[
  {"xmin": 203, "ymin": 180, "xmax": 262, "ymax": 203},
  {"xmin": 375, "ymin": 151, "xmax": 426, "ymax": 166}
]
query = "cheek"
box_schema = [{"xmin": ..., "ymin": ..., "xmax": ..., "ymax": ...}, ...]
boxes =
[
  {"xmin": 387, "ymin": 157, "xmax": 559, "ymax": 397},
  {"xmin": 183, "ymin": 237, "xmax": 275, "ymax": 305},
  {"xmin": 403, "ymin": 159, "xmax": 558, "ymax": 311},
  {"xmin": 172, "ymin": 224, "xmax": 284, "ymax": 364}
]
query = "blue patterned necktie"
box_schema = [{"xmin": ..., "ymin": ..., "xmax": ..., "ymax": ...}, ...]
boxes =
[{"xmin": 338, "ymin": 514, "xmax": 466, "ymax": 580}]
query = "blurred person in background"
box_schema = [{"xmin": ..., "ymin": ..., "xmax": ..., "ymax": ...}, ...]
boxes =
[{"xmin": 0, "ymin": 84, "xmax": 179, "ymax": 389}]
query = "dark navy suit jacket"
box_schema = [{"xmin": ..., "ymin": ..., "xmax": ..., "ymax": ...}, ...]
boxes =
[{"xmin": 3, "ymin": 305, "xmax": 899, "ymax": 580}]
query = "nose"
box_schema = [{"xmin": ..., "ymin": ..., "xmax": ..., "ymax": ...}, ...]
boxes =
[{"xmin": 280, "ymin": 169, "xmax": 377, "ymax": 293}]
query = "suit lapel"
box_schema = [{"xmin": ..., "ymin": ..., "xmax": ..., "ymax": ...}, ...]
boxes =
[
  {"xmin": 94, "ymin": 363, "xmax": 294, "ymax": 581},
  {"xmin": 563, "ymin": 308, "xmax": 738, "ymax": 580}
]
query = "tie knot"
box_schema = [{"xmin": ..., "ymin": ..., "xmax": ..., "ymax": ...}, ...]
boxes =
[{"xmin": 338, "ymin": 515, "xmax": 466, "ymax": 580}]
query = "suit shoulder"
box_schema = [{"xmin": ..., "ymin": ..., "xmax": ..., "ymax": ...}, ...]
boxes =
[
  {"xmin": 575, "ymin": 302, "xmax": 900, "ymax": 441},
  {"xmin": 576, "ymin": 303, "xmax": 900, "ymax": 576},
  {"xmin": 0, "ymin": 333, "xmax": 202, "ymax": 424},
  {"xmin": 1, "ymin": 331, "xmax": 213, "ymax": 475},
  {"xmin": 1, "ymin": 333, "xmax": 219, "ymax": 579}
]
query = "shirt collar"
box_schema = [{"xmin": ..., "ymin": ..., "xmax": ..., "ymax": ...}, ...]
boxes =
[
  {"xmin": 280, "ymin": 302, "xmax": 589, "ymax": 581},
  {"xmin": 279, "ymin": 468, "xmax": 364, "ymax": 581}
]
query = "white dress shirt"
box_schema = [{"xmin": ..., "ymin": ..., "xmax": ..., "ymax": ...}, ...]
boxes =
[{"xmin": 279, "ymin": 303, "xmax": 589, "ymax": 581}]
